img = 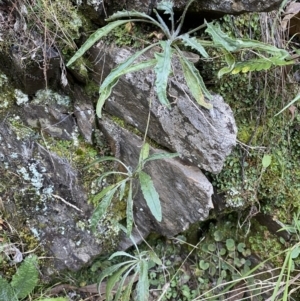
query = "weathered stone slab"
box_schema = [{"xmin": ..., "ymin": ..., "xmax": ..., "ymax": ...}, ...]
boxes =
[
  {"xmin": 0, "ymin": 121, "xmax": 102, "ymax": 275},
  {"xmin": 87, "ymin": 0, "xmax": 282, "ymax": 17},
  {"xmin": 99, "ymin": 117, "xmax": 214, "ymax": 237},
  {"xmin": 89, "ymin": 43, "xmax": 237, "ymax": 174}
]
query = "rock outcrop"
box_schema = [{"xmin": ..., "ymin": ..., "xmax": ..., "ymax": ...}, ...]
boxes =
[
  {"xmin": 89, "ymin": 43, "xmax": 237, "ymax": 174},
  {"xmin": 90, "ymin": 0, "xmax": 283, "ymax": 18},
  {"xmin": 99, "ymin": 117, "xmax": 214, "ymax": 237}
]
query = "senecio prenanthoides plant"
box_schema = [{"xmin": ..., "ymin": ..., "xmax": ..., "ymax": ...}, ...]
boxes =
[{"xmin": 67, "ymin": 0, "xmax": 293, "ymax": 118}]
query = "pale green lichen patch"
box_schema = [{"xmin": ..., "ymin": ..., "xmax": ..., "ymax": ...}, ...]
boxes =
[
  {"xmin": 0, "ymin": 72, "xmax": 16, "ymax": 110},
  {"xmin": 33, "ymin": 89, "xmax": 71, "ymax": 107}
]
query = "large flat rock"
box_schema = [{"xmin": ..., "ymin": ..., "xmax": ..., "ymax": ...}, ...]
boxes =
[
  {"xmin": 90, "ymin": 43, "xmax": 237, "ymax": 174},
  {"xmin": 99, "ymin": 117, "xmax": 214, "ymax": 237}
]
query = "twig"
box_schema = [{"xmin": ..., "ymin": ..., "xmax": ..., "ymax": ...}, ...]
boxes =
[{"xmin": 52, "ymin": 194, "xmax": 82, "ymax": 212}]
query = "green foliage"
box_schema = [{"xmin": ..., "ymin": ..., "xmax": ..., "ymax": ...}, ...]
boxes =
[
  {"xmin": 67, "ymin": 0, "xmax": 291, "ymax": 118},
  {"xmin": 10, "ymin": 255, "xmax": 39, "ymax": 299},
  {"xmin": 0, "ymin": 255, "xmax": 38, "ymax": 301},
  {"xmin": 87, "ymin": 143, "xmax": 178, "ymax": 235},
  {"xmin": 97, "ymin": 229, "xmax": 162, "ymax": 301}
]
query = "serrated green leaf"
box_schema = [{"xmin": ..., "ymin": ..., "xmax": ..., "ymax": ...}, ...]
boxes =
[
  {"xmin": 231, "ymin": 59, "xmax": 272, "ymax": 74},
  {"xmin": 157, "ymin": 0, "xmax": 173, "ymax": 15},
  {"xmin": 179, "ymin": 54, "xmax": 212, "ymax": 109},
  {"xmin": 106, "ymin": 264, "xmax": 133, "ymax": 301},
  {"xmin": 206, "ymin": 22, "xmax": 291, "ymax": 59},
  {"xmin": 262, "ymin": 154, "xmax": 272, "ymax": 169},
  {"xmin": 139, "ymin": 143, "xmax": 150, "ymax": 164},
  {"xmin": 91, "ymin": 185, "xmax": 119, "ymax": 231},
  {"xmin": 97, "ymin": 47, "xmax": 158, "ymax": 118},
  {"xmin": 97, "ymin": 60, "xmax": 156, "ymax": 117},
  {"xmin": 136, "ymin": 260, "xmax": 149, "ymax": 301},
  {"xmin": 154, "ymin": 40, "xmax": 173, "ymax": 107},
  {"xmin": 139, "ymin": 171, "xmax": 162, "ymax": 222},
  {"xmin": 179, "ymin": 34, "xmax": 209, "ymax": 58},
  {"xmin": 11, "ymin": 255, "xmax": 39, "ymax": 299},
  {"xmin": 143, "ymin": 152, "xmax": 179, "ymax": 163},
  {"xmin": 119, "ymin": 180, "xmax": 127, "ymax": 201},
  {"xmin": 114, "ymin": 265, "xmax": 136, "ymax": 301},
  {"xmin": 126, "ymin": 180, "xmax": 134, "ymax": 235},
  {"xmin": 98, "ymin": 261, "xmax": 136, "ymax": 295},
  {"xmin": 122, "ymin": 271, "xmax": 138, "ymax": 301},
  {"xmin": 67, "ymin": 20, "xmax": 135, "ymax": 66},
  {"xmin": 0, "ymin": 277, "xmax": 17, "ymax": 301}
]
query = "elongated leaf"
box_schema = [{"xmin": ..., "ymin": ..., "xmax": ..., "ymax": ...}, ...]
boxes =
[
  {"xmin": 175, "ymin": 0, "xmax": 195, "ymax": 36},
  {"xmin": 139, "ymin": 143, "xmax": 150, "ymax": 165},
  {"xmin": 179, "ymin": 34, "xmax": 209, "ymax": 58},
  {"xmin": 206, "ymin": 22, "xmax": 291, "ymax": 59},
  {"xmin": 154, "ymin": 40, "xmax": 173, "ymax": 107},
  {"xmin": 96, "ymin": 47, "xmax": 158, "ymax": 117},
  {"xmin": 37, "ymin": 297, "xmax": 70, "ymax": 301},
  {"xmin": 97, "ymin": 171, "xmax": 127, "ymax": 188},
  {"xmin": 101, "ymin": 45, "xmax": 158, "ymax": 92},
  {"xmin": 91, "ymin": 185, "xmax": 119, "ymax": 231},
  {"xmin": 114, "ymin": 265, "xmax": 136, "ymax": 301},
  {"xmin": 153, "ymin": 9, "xmax": 171, "ymax": 38},
  {"xmin": 67, "ymin": 20, "xmax": 135, "ymax": 66},
  {"xmin": 119, "ymin": 180, "xmax": 127, "ymax": 201},
  {"xmin": 126, "ymin": 180, "xmax": 134, "ymax": 235},
  {"xmin": 179, "ymin": 54, "xmax": 213, "ymax": 109},
  {"xmin": 11, "ymin": 255, "xmax": 39, "ymax": 299},
  {"xmin": 149, "ymin": 250, "xmax": 163, "ymax": 265},
  {"xmin": 136, "ymin": 260, "xmax": 149, "ymax": 301},
  {"xmin": 106, "ymin": 264, "xmax": 134, "ymax": 301},
  {"xmin": 84, "ymin": 156, "xmax": 130, "ymax": 172},
  {"xmin": 144, "ymin": 152, "xmax": 179, "ymax": 163},
  {"xmin": 122, "ymin": 271, "xmax": 138, "ymax": 301},
  {"xmin": 98, "ymin": 261, "xmax": 136, "ymax": 295},
  {"xmin": 109, "ymin": 251, "xmax": 137, "ymax": 261},
  {"xmin": 106, "ymin": 11, "xmax": 164, "ymax": 32},
  {"xmin": 91, "ymin": 184, "xmax": 117, "ymax": 205},
  {"xmin": 275, "ymin": 93, "xmax": 300, "ymax": 116},
  {"xmin": 96, "ymin": 59, "xmax": 157, "ymax": 118},
  {"xmin": 0, "ymin": 277, "xmax": 17, "ymax": 301},
  {"xmin": 229, "ymin": 55, "xmax": 293, "ymax": 75},
  {"xmin": 139, "ymin": 171, "xmax": 162, "ymax": 222}
]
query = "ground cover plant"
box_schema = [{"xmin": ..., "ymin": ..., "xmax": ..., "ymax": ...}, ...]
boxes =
[{"xmin": 1, "ymin": 0, "xmax": 300, "ymax": 300}]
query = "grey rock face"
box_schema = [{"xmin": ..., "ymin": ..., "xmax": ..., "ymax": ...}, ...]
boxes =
[
  {"xmin": 0, "ymin": 122, "xmax": 103, "ymax": 274},
  {"xmin": 92, "ymin": 0, "xmax": 282, "ymax": 15},
  {"xmin": 89, "ymin": 44, "xmax": 237, "ymax": 174},
  {"xmin": 99, "ymin": 117, "xmax": 214, "ymax": 237}
]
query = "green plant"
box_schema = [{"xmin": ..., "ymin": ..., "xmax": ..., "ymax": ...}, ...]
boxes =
[
  {"xmin": 67, "ymin": 0, "xmax": 292, "ymax": 118},
  {"xmin": 0, "ymin": 255, "xmax": 66, "ymax": 301},
  {"xmin": 97, "ymin": 226, "xmax": 162, "ymax": 301},
  {"xmin": 87, "ymin": 143, "xmax": 178, "ymax": 234}
]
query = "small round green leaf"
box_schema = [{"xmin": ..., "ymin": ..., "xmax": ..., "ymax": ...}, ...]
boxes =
[{"xmin": 199, "ymin": 260, "xmax": 209, "ymax": 270}]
